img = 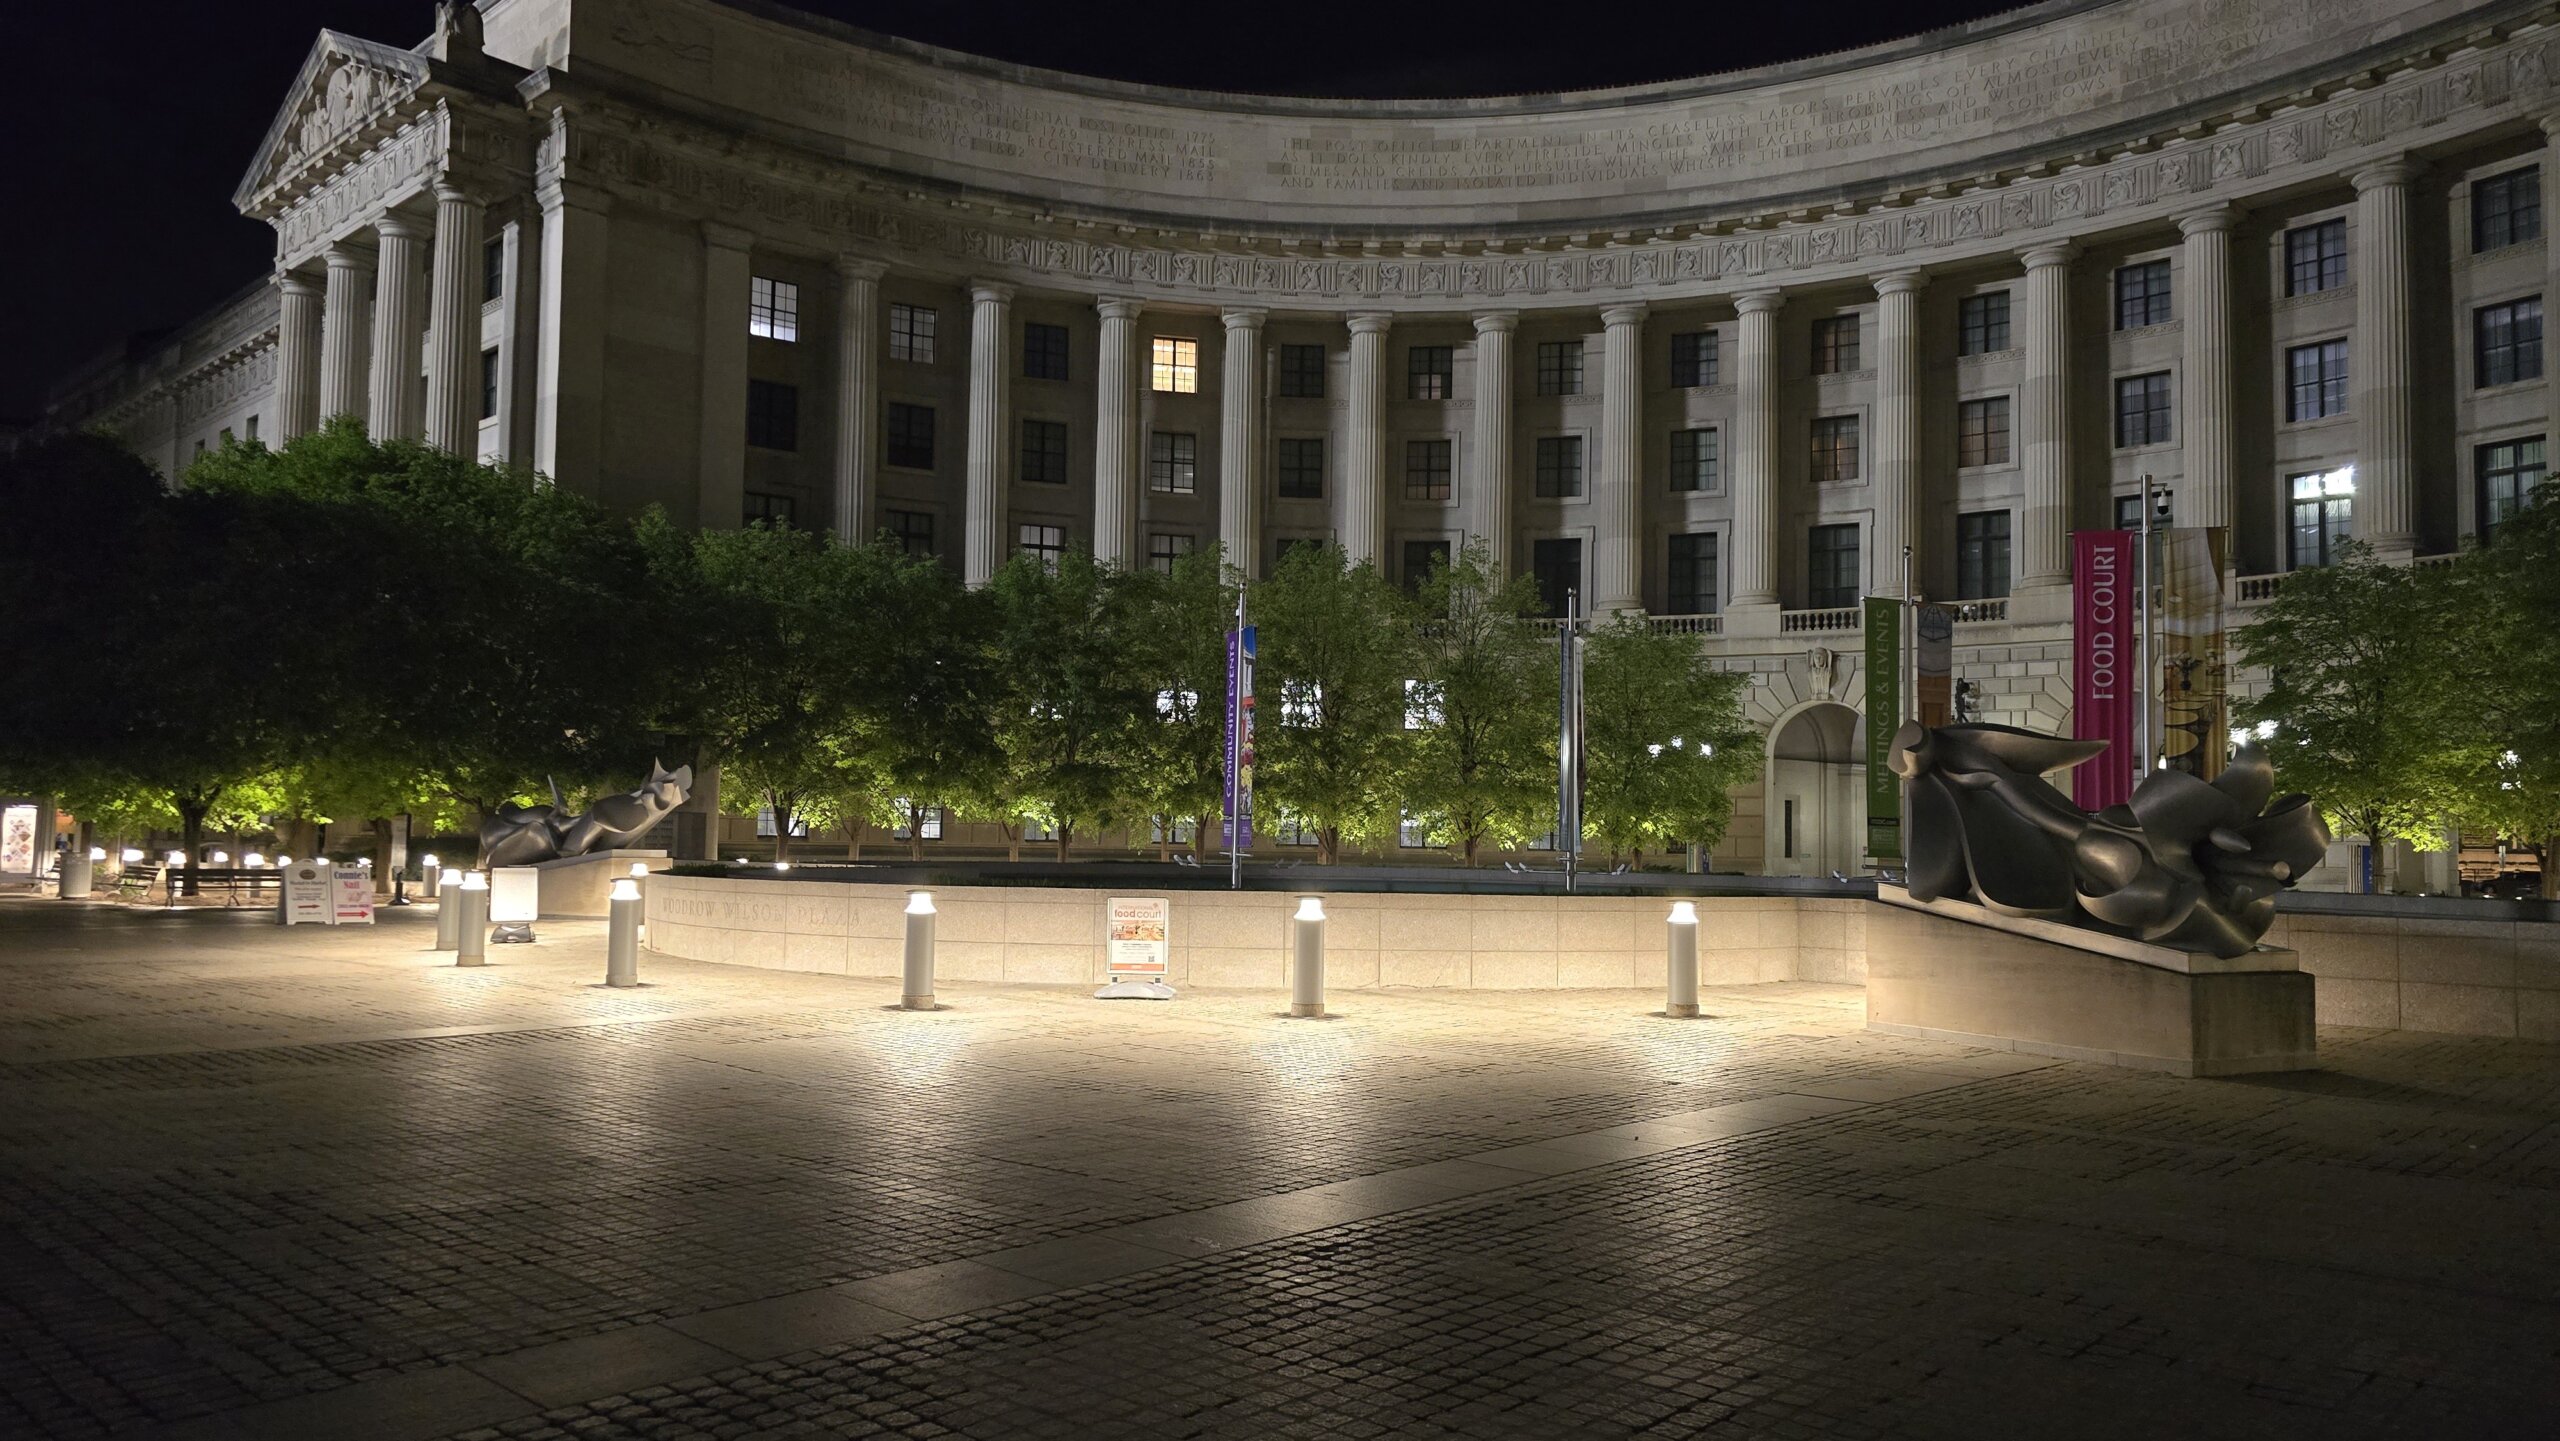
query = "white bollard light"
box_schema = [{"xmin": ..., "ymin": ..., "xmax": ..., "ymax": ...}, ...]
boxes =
[
  {"xmin": 456, "ymin": 871, "xmax": 490, "ymax": 966},
  {"xmin": 1290, "ymin": 896, "xmax": 1327, "ymax": 1018},
  {"xmin": 606, "ymin": 877, "xmax": 642, "ymax": 988},
  {"xmin": 1665, "ymin": 901, "xmax": 1701, "ymax": 1019},
  {"xmin": 434, "ymin": 867, "xmax": 463, "ymax": 950},
  {"xmin": 901, "ymin": 890, "xmax": 938, "ymax": 1010},
  {"xmin": 421, "ymin": 854, "xmax": 442, "ymax": 900}
]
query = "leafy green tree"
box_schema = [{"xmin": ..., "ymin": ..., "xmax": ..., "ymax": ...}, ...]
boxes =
[
  {"xmin": 1580, "ymin": 618, "xmax": 1761, "ymax": 867},
  {"xmin": 859, "ymin": 559, "xmax": 1001, "ymax": 860},
  {"xmin": 1120, "ymin": 547, "xmax": 1236, "ymax": 860},
  {"xmin": 985, "ymin": 548, "xmax": 1150, "ymax": 859},
  {"xmin": 2438, "ymin": 488, "xmax": 2560, "ymax": 895},
  {"xmin": 1251, "ymin": 545, "xmax": 1413, "ymax": 863},
  {"xmin": 1403, "ymin": 543, "xmax": 1556, "ymax": 865}
]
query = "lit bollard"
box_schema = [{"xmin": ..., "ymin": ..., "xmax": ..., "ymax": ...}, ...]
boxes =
[
  {"xmin": 434, "ymin": 866, "xmax": 463, "ymax": 950},
  {"xmin": 901, "ymin": 890, "xmax": 937, "ymax": 1010},
  {"xmin": 1290, "ymin": 896, "xmax": 1327, "ymax": 1018},
  {"xmin": 1665, "ymin": 901, "xmax": 1701, "ymax": 1018},
  {"xmin": 606, "ymin": 877, "xmax": 642, "ymax": 987},
  {"xmin": 455, "ymin": 871, "xmax": 490, "ymax": 967},
  {"xmin": 59, "ymin": 846, "xmax": 99, "ymax": 899},
  {"xmin": 421, "ymin": 854, "xmax": 442, "ymax": 900}
]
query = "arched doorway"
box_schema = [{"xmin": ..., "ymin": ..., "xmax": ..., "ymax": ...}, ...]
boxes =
[{"xmin": 1765, "ymin": 702, "xmax": 1865, "ymax": 878}]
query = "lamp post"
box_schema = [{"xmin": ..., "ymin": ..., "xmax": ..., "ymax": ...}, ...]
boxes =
[
  {"xmin": 1290, "ymin": 896, "xmax": 1327, "ymax": 1018},
  {"xmin": 606, "ymin": 877, "xmax": 642, "ymax": 987},
  {"xmin": 456, "ymin": 871, "xmax": 490, "ymax": 966},
  {"xmin": 421, "ymin": 853, "xmax": 442, "ymax": 900},
  {"xmin": 1665, "ymin": 901, "xmax": 1700, "ymax": 1018},
  {"xmin": 901, "ymin": 890, "xmax": 937, "ymax": 1010}
]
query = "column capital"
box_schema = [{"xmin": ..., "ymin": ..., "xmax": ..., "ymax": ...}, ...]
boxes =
[
  {"xmin": 1097, "ymin": 296, "xmax": 1145, "ymax": 322},
  {"xmin": 1871, "ymin": 268, "xmax": 1927, "ymax": 298},
  {"xmin": 2020, "ymin": 242, "xmax": 2078, "ymax": 270},
  {"xmin": 1471, "ymin": 310, "xmax": 1519, "ymax": 336},
  {"xmin": 1599, "ymin": 302, "xmax": 1648, "ymax": 328},
  {"xmin": 969, "ymin": 280, "xmax": 1015, "ymax": 306},
  {"xmin": 324, "ymin": 242, "xmax": 375, "ymax": 269},
  {"xmin": 2351, "ymin": 155, "xmax": 2421, "ymax": 192},
  {"xmin": 432, "ymin": 178, "xmax": 484, "ymax": 208},
  {"xmin": 833, "ymin": 253, "xmax": 888, "ymax": 282},
  {"xmin": 1220, "ymin": 306, "xmax": 1269, "ymax": 331},
  {"xmin": 2177, "ymin": 202, "xmax": 2241, "ymax": 237},
  {"xmin": 278, "ymin": 269, "xmax": 323, "ymax": 299},
  {"xmin": 375, "ymin": 211, "xmax": 431, "ymax": 243},
  {"xmin": 1345, "ymin": 311, "xmax": 1394, "ymax": 336},
  {"xmin": 1733, "ymin": 289, "xmax": 1785, "ymax": 316},
  {"xmin": 2541, "ymin": 110, "xmax": 2560, "ymax": 140},
  {"xmin": 701, "ymin": 219, "xmax": 755, "ymax": 252}
]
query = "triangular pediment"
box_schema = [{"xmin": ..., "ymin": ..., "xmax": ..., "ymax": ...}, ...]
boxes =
[{"xmin": 234, "ymin": 31, "xmax": 433, "ymax": 215}]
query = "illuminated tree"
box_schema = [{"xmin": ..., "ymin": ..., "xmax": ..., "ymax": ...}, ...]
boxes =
[
  {"xmin": 1580, "ymin": 618, "xmax": 1761, "ymax": 868},
  {"xmin": 1250, "ymin": 545, "xmax": 1413, "ymax": 863},
  {"xmin": 1402, "ymin": 542, "xmax": 1556, "ymax": 866}
]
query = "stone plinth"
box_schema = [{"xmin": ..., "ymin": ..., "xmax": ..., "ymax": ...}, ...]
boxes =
[
  {"xmin": 535, "ymin": 849, "xmax": 672, "ymax": 919},
  {"xmin": 1865, "ymin": 886, "xmax": 2314, "ymax": 1076}
]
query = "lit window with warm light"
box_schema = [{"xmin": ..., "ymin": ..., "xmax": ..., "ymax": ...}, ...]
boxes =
[{"xmin": 1151, "ymin": 337, "xmax": 1198, "ymax": 394}]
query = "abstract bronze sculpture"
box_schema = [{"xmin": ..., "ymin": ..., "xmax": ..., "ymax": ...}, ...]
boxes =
[
  {"xmin": 477, "ymin": 762, "xmax": 694, "ymax": 869},
  {"xmin": 1887, "ymin": 723, "xmax": 2328, "ymax": 958}
]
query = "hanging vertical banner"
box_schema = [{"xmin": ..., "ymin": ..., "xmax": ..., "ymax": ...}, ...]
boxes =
[
  {"xmin": 1222, "ymin": 625, "xmax": 1257, "ymax": 850},
  {"xmin": 2158, "ymin": 526, "xmax": 2229, "ymax": 780},
  {"xmin": 1863, "ymin": 597, "xmax": 1902, "ymax": 860},
  {"xmin": 1914, "ymin": 604, "xmax": 1955, "ymax": 728},
  {"xmin": 2073, "ymin": 530, "xmax": 2138, "ymax": 811}
]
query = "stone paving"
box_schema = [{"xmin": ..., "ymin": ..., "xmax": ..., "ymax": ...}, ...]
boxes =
[{"xmin": 0, "ymin": 896, "xmax": 2554, "ymax": 1439}]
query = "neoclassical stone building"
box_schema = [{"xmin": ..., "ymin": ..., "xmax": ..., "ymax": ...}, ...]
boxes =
[{"xmin": 46, "ymin": 0, "xmax": 2560, "ymax": 877}]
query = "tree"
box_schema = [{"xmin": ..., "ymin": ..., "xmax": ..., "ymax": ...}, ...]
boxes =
[
  {"xmin": 1120, "ymin": 547, "xmax": 1236, "ymax": 860},
  {"xmin": 2233, "ymin": 541, "xmax": 2459, "ymax": 890},
  {"xmin": 857, "ymin": 556, "xmax": 1001, "ymax": 860},
  {"xmin": 1251, "ymin": 545, "xmax": 1413, "ymax": 863},
  {"xmin": 1580, "ymin": 618, "xmax": 1761, "ymax": 867},
  {"xmin": 2438, "ymin": 486, "xmax": 2560, "ymax": 895},
  {"xmin": 1403, "ymin": 543, "xmax": 1557, "ymax": 865},
  {"xmin": 985, "ymin": 548, "xmax": 1150, "ymax": 859}
]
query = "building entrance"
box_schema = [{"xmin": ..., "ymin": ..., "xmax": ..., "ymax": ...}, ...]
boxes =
[{"xmin": 1766, "ymin": 703, "xmax": 1865, "ymax": 878}]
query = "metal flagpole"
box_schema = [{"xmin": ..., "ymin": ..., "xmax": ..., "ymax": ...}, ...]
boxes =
[
  {"xmin": 2136, "ymin": 472, "xmax": 2155, "ymax": 795},
  {"xmin": 1900, "ymin": 544, "xmax": 1915, "ymax": 725},
  {"xmin": 1230, "ymin": 585, "xmax": 1245, "ymax": 892},
  {"xmin": 1559, "ymin": 588, "xmax": 1582, "ymax": 895}
]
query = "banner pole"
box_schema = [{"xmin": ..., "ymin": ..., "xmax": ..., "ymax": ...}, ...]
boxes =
[
  {"xmin": 2137, "ymin": 473, "xmax": 2154, "ymax": 794},
  {"xmin": 1230, "ymin": 585, "xmax": 1245, "ymax": 892}
]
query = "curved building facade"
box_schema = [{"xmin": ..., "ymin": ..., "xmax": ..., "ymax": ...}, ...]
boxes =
[{"xmin": 49, "ymin": 0, "xmax": 2560, "ymax": 876}]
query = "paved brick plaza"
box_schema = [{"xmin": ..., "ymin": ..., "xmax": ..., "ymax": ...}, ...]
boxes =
[{"xmin": 0, "ymin": 897, "xmax": 2554, "ymax": 1440}]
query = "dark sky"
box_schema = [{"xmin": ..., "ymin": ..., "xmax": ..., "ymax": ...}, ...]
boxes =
[{"xmin": 5, "ymin": 0, "xmax": 2021, "ymax": 419}]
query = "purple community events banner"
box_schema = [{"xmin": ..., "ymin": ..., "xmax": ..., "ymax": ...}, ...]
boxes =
[
  {"xmin": 2073, "ymin": 531, "xmax": 2137, "ymax": 811},
  {"xmin": 1222, "ymin": 626, "xmax": 1256, "ymax": 850}
]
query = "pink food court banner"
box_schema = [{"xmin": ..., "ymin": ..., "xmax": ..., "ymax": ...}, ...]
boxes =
[{"xmin": 2072, "ymin": 530, "xmax": 2137, "ymax": 811}]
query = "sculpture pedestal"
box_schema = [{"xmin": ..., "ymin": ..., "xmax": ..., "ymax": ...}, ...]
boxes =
[
  {"xmin": 1866, "ymin": 885, "xmax": 2316, "ymax": 1076},
  {"xmin": 535, "ymin": 849, "xmax": 671, "ymax": 919}
]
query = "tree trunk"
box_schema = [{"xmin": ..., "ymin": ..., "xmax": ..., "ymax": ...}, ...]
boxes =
[
  {"xmin": 370, "ymin": 818, "xmax": 393, "ymax": 894},
  {"xmin": 908, "ymin": 803, "xmax": 925, "ymax": 861},
  {"xmin": 1055, "ymin": 821, "xmax": 1073, "ymax": 862},
  {"xmin": 770, "ymin": 793, "xmax": 795, "ymax": 862},
  {"xmin": 1319, "ymin": 827, "xmax": 1339, "ymax": 866},
  {"xmin": 847, "ymin": 818, "xmax": 865, "ymax": 862},
  {"xmin": 1194, "ymin": 815, "xmax": 1215, "ymax": 864},
  {"xmin": 1156, "ymin": 816, "xmax": 1172, "ymax": 862},
  {"xmin": 1463, "ymin": 832, "xmax": 1480, "ymax": 868},
  {"xmin": 176, "ymin": 798, "xmax": 209, "ymax": 898},
  {"xmin": 2543, "ymin": 834, "xmax": 2558, "ymax": 900}
]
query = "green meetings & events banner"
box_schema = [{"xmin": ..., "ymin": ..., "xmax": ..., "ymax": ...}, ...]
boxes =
[{"xmin": 1863, "ymin": 597, "xmax": 1901, "ymax": 861}]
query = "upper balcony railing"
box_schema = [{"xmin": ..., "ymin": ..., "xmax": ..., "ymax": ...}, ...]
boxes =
[
  {"xmin": 1779, "ymin": 606, "xmax": 1861, "ymax": 634},
  {"xmin": 2232, "ymin": 551, "xmax": 2462, "ymax": 606},
  {"xmin": 1646, "ymin": 613, "xmax": 1724, "ymax": 637}
]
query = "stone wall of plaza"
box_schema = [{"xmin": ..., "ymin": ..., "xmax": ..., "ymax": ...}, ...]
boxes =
[{"xmin": 43, "ymin": 0, "xmax": 2560, "ymax": 875}]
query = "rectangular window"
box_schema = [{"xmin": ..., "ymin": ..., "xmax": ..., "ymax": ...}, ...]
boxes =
[
  {"xmin": 1535, "ymin": 341, "xmax": 1584, "ymax": 396},
  {"xmin": 1670, "ymin": 427, "xmax": 1720, "ymax": 493},
  {"xmin": 1276, "ymin": 811, "xmax": 1318, "ymax": 847},
  {"xmin": 2288, "ymin": 468, "xmax": 2356, "ymax": 570},
  {"xmin": 1277, "ymin": 438, "xmax": 1325, "ymax": 499},
  {"xmin": 1810, "ymin": 415, "xmax": 1861, "ymax": 483},
  {"xmin": 2114, "ymin": 372, "xmax": 2173, "ymax": 447},
  {"xmin": 2284, "ymin": 219, "xmax": 2348, "ymax": 297},
  {"xmin": 1149, "ymin": 431, "xmax": 1198, "ymax": 493},
  {"xmin": 244, "ymin": 415, "xmax": 258, "ymax": 442},
  {"xmin": 1022, "ymin": 321, "xmax": 1069, "ymax": 381},
  {"xmin": 1150, "ymin": 336, "xmax": 1198, "ymax": 394},
  {"xmin": 1812, "ymin": 315, "xmax": 1860, "ymax": 374},
  {"xmin": 481, "ymin": 237, "xmax": 505, "ymax": 304},
  {"xmin": 1404, "ymin": 439, "xmax": 1452, "ymax": 501},
  {"xmin": 1401, "ymin": 539, "xmax": 1451, "ymax": 594},
  {"xmin": 2115, "ymin": 260, "xmax": 2172, "ymax": 329},
  {"xmin": 1955, "ymin": 510, "xmax": 2011, "ymax": 600},
  {"xmin": 2115, "ymin": 490, "xmax": 2174, "ymax": 530},
  {"xmin": 1147, "ymin": 533, "xmax": 1193, "ymax": 575},
  {"xmin": 479, "ymin": 346, "xmax": 499, "ymax": 421},
  {"xmin": 1020, "ymin": 418, "xmax": 1068, "ymax": 485},
  {"xmin": 219, "ymin": 427, "xmax": 233, "ymax": 447},
  {"xmin": 2474, "ymin": 167, "xmax": 2544, "ymax": 253},
  {"xmin": 2476, "ymin": 297, "xmax": 2545, "ymax": 387},
  {"xmin": 1408, "ymin": 345, "xmax": 1454, "ymax": 400},
  {"xmin": 1534, "ymin": 435, "xmax": 1584, "ymax": 498},
  {"xmin": 1956, "ymin": 397, "xmax": 2011, "ymax": 468},
  {"xmin": 2285, "ymin": 340, "xmax": 2349, "ymax": 421},
  {"xmin": 1278, "ymin": 343, "xmax": 1326, "ymax": 398},
  {"xmin": 885, "ymin": 402, "xmax": 935, "ymax": 469},
  {"xmin": 1807, "ymin": 524, "xmax": 1860, "ymax": 610},
  {"xmin": 888, "ymin": 302, "xmax": 935, "ymax": 363},
  {"xmin": 887, "ymin": 508, "xmax": 934, "ymax": 558},
  {"xmin": 1531, "ymin": 537, "xmax": 1582, "ymax": 617},
  {"xmin": 2478, "ymin": 436, "xmax": 2547, "ymax": 540},
  {"xmin": 1017, "ymin": 523, "xmax": 1067, "ymax": 567},
  {"xmin": 1667, "ymin": 532, "xmax": 1718, "ymax": 614},
  {"xmin": 1670, "ymin": 330, "xmax": 1719, "ymax": 388},
  {"xmin": 1399, "ymin": 810, "xmax": 1430, "ymax": 847},
  {"xmin": 746, "ymin": 379, "xmax": 799, "ymax": 451},
  {"xmin": 1957, "ymin": 292, "xmax": 2010, "ymax": 355},
  {"xmin": 744, "ymin": 492, "xmax": 796, "ymax": 527},
  {"xmin": 891, "ymin": 804, "xmax": 943, "ymax": 841},
  {"xmin": 749, "ymin": 276, "xmax": 799, "ymax": 342}
]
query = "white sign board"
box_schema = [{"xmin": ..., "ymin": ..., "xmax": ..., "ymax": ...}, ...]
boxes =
[
  {"xmin": 332, "ymin": 871, "xmax": 376, "ymax": 925},
  {"xmin": 0, "ymin": 804, "xmax": 37, "ymax": 878},
  {"xmin": 280, "ymin": 863, "xmax": 334, "ymax": 926},
  {"xmin": 1105, "ymin": 896, "xmax": 1171, "ymax": 978},
  {"xmin": 490, "ymin": 867, "xmax": 541, "ymax": 924}
]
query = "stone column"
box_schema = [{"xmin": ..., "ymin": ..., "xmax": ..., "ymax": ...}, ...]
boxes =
[
  {"xmin": 274, "ymin": 271, "xmax": 323, "ymax": 442},
  {"xmin": 1730, "ymin": 290, "xmax": 1784, "ymax": 607},
  {"xmin": 1872, "ymin": 270, "xmax": 1925, "ymax": 598},
  {"xmin": 698, "ymin": 222, "xmax": 752, "ymax": 529},
  {"xmin": 534, "ymin": 175, "xmax": 610, "ymax": 490},
  {"xmin": 964, "ymin": 282, "xmax": 1014, "ymax": 586},
  {"xmin": 494, "ymin": 218, "xmax": 535, "ymax": 468},
  {"xmin": 2018, "ymin": 244, "xmax": 2077, "ymax": 589},
  {"xmin": 1343, "ymin": 312, "xmax": 1392, "ymax": 566},
  {"xmin": 1594, "ymin": 304, "xmax": 1648, "ymax": 613},
  {"xmin": 2545, "ymin": 115, "xmax": 2560, "ymax": 451},
  {"xmin": 2353, "ymin": 158, "xmax": 2419, "ymax": 555},
  {"xmin": 1470, "ymin": 312, "xmax": 1518, "ymax": 577},
  {"xmin": 367, "ymin": 212, "xmax": 429, "ymax": 441},
  {"xmin": 832, "ymin": 256, "xmax": 885, "ymax": 544},
  {"xmin": 318, "ymin": 244, "xmax": 374, "ymax": 427},
  {"xmin": 423, "ymin": 182, "xmax": 487, "ymax": 455},
  {"xmin": 1092, "ymin": 298, "xmax": 1145, "ymax": 567},
  {"xmin": 1220, "ymin": 307, "xmax": 1268, "ymax": 577},
  {"xmin": 2179, "ymin": 205, "xmax": 2237, "ymax": 533}
]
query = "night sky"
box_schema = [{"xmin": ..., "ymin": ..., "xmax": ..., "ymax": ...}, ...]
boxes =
[{"xmin": 5, "ymin": 0, "xmax": 2020, "ymax": 420}]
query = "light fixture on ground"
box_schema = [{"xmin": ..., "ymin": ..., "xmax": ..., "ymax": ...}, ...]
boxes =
[
  {"xmin": 421, "ymin": 853, "xmax": 442, "ymax": 898},
  {"xmin": 1290, "ymin": 897, "xmax": 1327, "ymax": 1018},
  {"xmin": 606, "ymin": 877, "xmax": 642, "ymax": 988},
  {"xmin": 1665, "ymin": 901, "xmax": 1701, "ymax": 1018},
  {"xmin": 902, "ymin": 890, "xmax": 938, "ymax": 1010},
  {"xmin": 455, "ymin": 871, "xmax": 490, "ymax": 966},
  {"xmin": 245, "ymin": 852, "xmax": 266, "ymax": 868},
  {"xmin": 434, "ymin": 866, "xmax": 463, "ymax": 950}
]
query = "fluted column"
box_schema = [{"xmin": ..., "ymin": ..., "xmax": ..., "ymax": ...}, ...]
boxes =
[
  {"xmin": 1594, "ymin": 304, "xmax": 1647, "ymax": 613},
  {"xmin": 964, "ymin": 282, "xmax": 1013, "ymax": 585},
  {"xmin": 424, "ymin": 183, "xmax": 487, "ymax": 454},
  {"xmin": 1219, "ymin": 308, "xmax": 1268, "ymax": 577},
  {"xmin": 1092, "ymin": 298, "xmax": 1145, "ymax": 567},
  {"xmin": 367, "ymin": 212, "xmax": 429, "ymax": 440},
  {"xmin": 1471, "ymin": 312, "xmax": 1518, "ymax": 577},
  {"xmin": 533, "ymin": 173, "xmax": 611, "ymax": 490},
  {"xmin": 1730, "ymin": 291, "xmax": 1784, "ymax": 606},
  {"xmin": 2179, "ymin": 206, "xmax": 2236, "ymax": 534},
  {"xmin": 698, "ymin": 222, "xmax": 752, "ymax": 529},
  {"xmin": 1872, "ymin": 271, "xmax": 1925, "ymax": 599},
  {"xmin": 317, "ymin": 245, "xmax": 374, "ymax": 427},
  {"xmin": 275, "ymin": 271, "xmax": 323, "ymax": 442},
  {"xmin": 2546, "ymin": 115, "xmax": 2560, "ymax": 451},
  {"xmin": 832, "ymin": 257, "xmax": 885, "ymax": 544},
  {"xmin": 1343, "ymin": 312, "xmax": 1392, "ymax": 566},
  {"xmin": 2018, "ymin": 244, "xmax": 2077, "ymax": 588},
  {"xmin": 2353, "ymin": 158, "xmax": 2419, "ymax": 555}
]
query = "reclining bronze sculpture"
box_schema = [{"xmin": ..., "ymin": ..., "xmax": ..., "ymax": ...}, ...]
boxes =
[{"xmin": 478, "ymin": 762, "xmax": 694, "ymax": 869}]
